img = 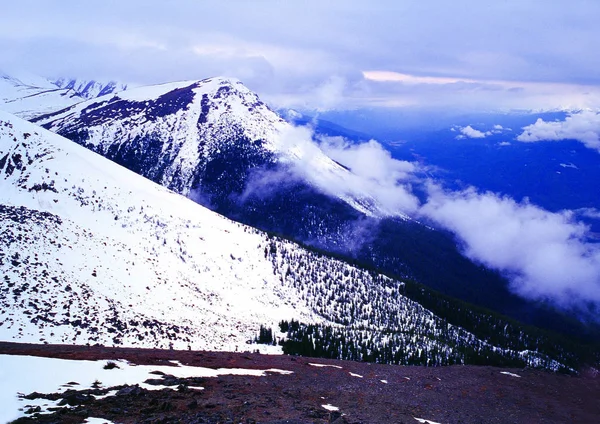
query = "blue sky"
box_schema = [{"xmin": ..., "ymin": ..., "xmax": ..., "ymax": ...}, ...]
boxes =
[{"xmin": 2, "ymin": 0, "xmax": 600, "ymax": 111}]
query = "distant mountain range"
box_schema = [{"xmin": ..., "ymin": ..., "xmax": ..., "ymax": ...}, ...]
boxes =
[
  {"xmin": 0, "ymin": 72, "xmax": 126, "ymax": 119},
  {"xmin": 53, "ymin": 77, "xmax": 127, "ymax": 99}
]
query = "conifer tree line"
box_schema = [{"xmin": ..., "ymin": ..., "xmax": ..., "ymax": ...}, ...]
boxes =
[
  {"xmin": 255, "ymin": 235, "xmax": 600, "ymax": 372},
  {"xmin": 274, "ymin": 319, "xmax": 560, "ymax": 369}
]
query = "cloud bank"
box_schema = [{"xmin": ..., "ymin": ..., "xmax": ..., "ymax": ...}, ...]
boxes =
[
  {"xmin": 459, "ymin": 125, "xmax": 486, "ymax": 138},
  {"xmin": 517, "ymin": 111, "xmax": 600, "ymax": 152},
  {"xmin": 241, "ymin": 125, "xmax": 420, "ymax": 216},
  {"xmin": 260, "ymin": 126, "xmax": 600, "ymax": 314},
  {"xmin": 421, "ymin": 187, "xmax": 600, "ymax": 311}
]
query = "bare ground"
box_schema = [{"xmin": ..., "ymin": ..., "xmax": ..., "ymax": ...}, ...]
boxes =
[{"xmin": 1, "ymin": 342, "xmax": 598, "ymax": 424}]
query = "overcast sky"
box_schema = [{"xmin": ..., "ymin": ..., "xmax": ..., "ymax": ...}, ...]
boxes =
[{"xmin": 2, "ymin": 0, "xmax": 600, "ymax": 111}]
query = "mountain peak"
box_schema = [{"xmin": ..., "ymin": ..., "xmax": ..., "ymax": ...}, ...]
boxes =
[
  {"xmin": 53, "ymin": 77, "xmax": 127, "ymax": 99},
  {"xmin": 34, "ymin": 77, "xmax": 398, "ymax": 218}
]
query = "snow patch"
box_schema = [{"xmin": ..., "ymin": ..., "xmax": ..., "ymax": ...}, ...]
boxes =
[
  {"xmin": 559, "ymin": 162, "xmax": 578, "ymax": 169},
  {"xmin": 414, "ymin": 418, "xmax": 442, "ymax": 424},
  {"xmin": 265, "ymin": 369, "xmax": 295, "ymax": 375},
  {"xmin": 84, "ymin": 418, "xmax": 116, "ymax": 424},
  {"xmin": 309, "ymin": 363, "xmax": 343, "ymax": 369},
  {"xmin": 0, "ymin": 354, "xmax": 293, "ymax": 422}
]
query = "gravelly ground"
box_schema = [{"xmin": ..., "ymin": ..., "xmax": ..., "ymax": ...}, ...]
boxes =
[{"xmin": 1, "ymin": 342, "xmax": 599, "ymax": 424}]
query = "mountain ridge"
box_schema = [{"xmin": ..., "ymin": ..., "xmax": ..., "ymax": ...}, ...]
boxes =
[
  {"xmin": 28, "ymin": 76, "xmax": 599, "ymax": 339},
  {"xmin": 0, "ymin": 71, "xmax": 127, "ymax": 120},
  {"xmin": 53, "ymin": 77, "xmax": 127, "ymax": 99},
  {"xmin": 34, "ymin": 77, "xmax": 398, "ymax": 221},
  {"xmin": 1, "ymin": 109, "xmax": 588, "ymax": 371}
]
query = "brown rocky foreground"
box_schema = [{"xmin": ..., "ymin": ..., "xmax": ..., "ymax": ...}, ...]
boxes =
[{"xmin": 1, "ymin": 341, "xmax": 599, "ymax": 424}]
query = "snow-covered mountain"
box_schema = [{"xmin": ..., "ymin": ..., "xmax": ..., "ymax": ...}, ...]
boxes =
[
  {"xmin": 35, "ymin": 77, "xmax": 386, "ymax": 218},
  {"xmin": 0, "ymin": 110, "xmax": 573, "ymax": 370},
  {"xmin": 0, "ymin": 109, "xmax": 321, "ymax": 350},
  {"xmin": 31, "ymin": 76, "xmax": 567, "ymax": 329},
  {"xmin": 0, "ymin": 73, "xmax": 83, "ymax": 119},
  {"xmin": 0, "ymin": 72, "xmax": 127, "ymax": 120},
  {"xmin": 53, "ymin": 77, "xmax": 127, "ymax": 99},
  {"xmin": 4, "ymin": 73, "xmax": 518, "ymax": 314},
  {"xmin": 0, "ymin": 109, "xmax": 392, "ymax": 351}
]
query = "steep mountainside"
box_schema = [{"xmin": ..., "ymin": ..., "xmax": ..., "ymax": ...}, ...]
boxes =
[
  {"xmin": 0, "ymin": 111, "xmax": 583, "ymax": 370},
  {"xmin": 35, "ymin": 77, "xmax": 384, "ymax": 217},
  {"xmin": 31, "ymin": 77, "xmax": 590, "ymax": 337},
  {"xmin": 0, "ymin": 110, "xmax": 319, "ymax": 350}
]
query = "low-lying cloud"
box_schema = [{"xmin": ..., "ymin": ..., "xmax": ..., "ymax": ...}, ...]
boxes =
[
  {"xmin": 455, "ymin": 124, "xmax": 505, "ymax": 139},
  {"xmin": 459, "ymin": 125, "xmax": 486, "ymax": 138},
  {"xmin": 248, "ymin": 124, "xmax": 600, "ymax": 315},
  {"xmin": 421, "ymin": 186, "xmax": 600, "ymax": 311},
  {"xmin": 517, "ymin": 111, "xmax": 600, "ymax": 152},
  {"xmin": 319, "ymin": 136, "xmax": 420, "ymax": 212},
  {"xmin": 264, "ymin": 125, "xmax": 421, "ymax": 216}
]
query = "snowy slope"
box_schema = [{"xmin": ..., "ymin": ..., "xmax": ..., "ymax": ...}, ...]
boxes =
[
  {"xmin": 35, "ymin": 77, "xmax": 393, "ymax": 217},
  {"xmin": 0, "ymin": 73, "xmax": 83, "ymax": 119},
  {"xmin": 0, "ymin": 110, "xmax": 322, "ymax": 350},
  {"xmin": 0, "ymin": 73, "xmax": 128, "ymax": 120},
  {"xmin": 0, "ymin": 111, "xmax": 570, "ymax": 370}
]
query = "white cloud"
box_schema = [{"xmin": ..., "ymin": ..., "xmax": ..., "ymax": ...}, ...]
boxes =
[
  {"xmin": 517, "ymin": 111, "xmax": 600, "ymax": 152},
  {"xmin": 257, "ymin": 125, "xmax": 600, "ymax": 313},
  {"xmin": 242, "ymin": 125, "xmax": 420, "ymax": 216},
  {"xmin": 488, "ymin": 125, "xmax": 505, "ymax": 135},
  {"xmin": 454, "ymin": 123, "xmax": 507, "ymax": 141},
  {"xmin": 320, "ymin": 137, "xmax": 416, "ymax": 183},
  {"xmin": 459, "ymin": 125, "xmax": 486, "ymax": 138},
  {"xmin": 318, "ymin": 135, "xmax": 420, "ymax": 213},
  {"xmin": 574, "ymin": 208, "xmax": 600, "ymax": 220},
  {"xmin": 359, "ymin": 71, "xmax": 600, "ymax": 112},
  {"xmin": 498, "ymin": 141, "xmax": 511, "ymax": 146},
  {"xmin": 421, "ymin": 186, "xmax": 600, "ymax": 310},
  {"xmin": 312, "ymin": 75, "xmax": 348, "ymax": 111}
]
